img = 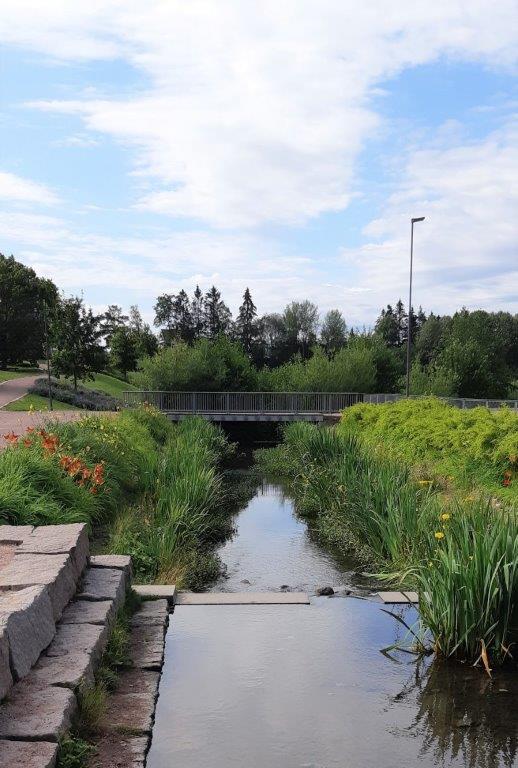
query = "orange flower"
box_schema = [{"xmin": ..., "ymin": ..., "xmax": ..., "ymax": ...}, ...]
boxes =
[
  {"xmin": 23, "ymin": 439, "xmax": 32, "ymax": 448},
  {"xmin": 3, "ymin": 432, "xmax": 19, "ymax": 444},
  {"xmin": 503, "ymin": 471, "xmax": 512, "ymax": 488}
]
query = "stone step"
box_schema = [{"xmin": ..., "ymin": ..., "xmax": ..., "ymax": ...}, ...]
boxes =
[
  {"xmin": 176, "ymin": 591, "xmax": 310, "ymax": 605},
  {"xmin": 0, "ymin": 739, "xmax": 58, "ymax": 768},
  {"xmin": 376, "ymin": 591, "xmax": 419, "ymax": 604},
  {"xmin": 133, "ymin": 584, "xmax": 176, "ymax": 602}
]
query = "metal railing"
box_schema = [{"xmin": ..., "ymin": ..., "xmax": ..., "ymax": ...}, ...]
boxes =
[
  {"xmin": 364, "ymin": 393, "xmax": 518, "ymax": 410},
  {"xmin": 122, "ymin": 391, "xmax": 363, "ymax": 413}
]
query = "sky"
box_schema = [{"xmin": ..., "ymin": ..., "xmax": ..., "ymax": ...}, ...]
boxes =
[{"xmin": 1, "ymin": 1, "xmax": 517, "ymax": 329}]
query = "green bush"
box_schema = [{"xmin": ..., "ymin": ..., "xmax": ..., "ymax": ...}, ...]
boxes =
[{"xmin": 339, "ymin": 397, "xmax": 518, "ymax": 501}]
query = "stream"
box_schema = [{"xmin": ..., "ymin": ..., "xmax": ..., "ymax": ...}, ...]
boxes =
[{"xmin": 147, "ymin": 474, "xmax": 518, "ymax": 768}]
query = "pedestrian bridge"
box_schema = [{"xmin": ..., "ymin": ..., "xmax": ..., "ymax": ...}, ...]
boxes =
[{"xmin": 122, "ymin": 391, "xmax": 363, "ymax": 422}]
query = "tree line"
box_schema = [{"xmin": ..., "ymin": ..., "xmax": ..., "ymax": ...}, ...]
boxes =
[{"xmin": 1, "ymin": 253, "xmax": 517, "ymax": 399}]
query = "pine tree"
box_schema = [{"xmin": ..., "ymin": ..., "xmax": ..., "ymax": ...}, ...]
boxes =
[
  {"xmin": 235, "ymin": 288, "xmax": 257, "ymax": 355},
  {"xmin": 203, "ymin": 286, "xmax": 232, "ymax": 339},
  {"xmin": 191, "ymin": 286, "xmax": 205, "ymax": 340}
]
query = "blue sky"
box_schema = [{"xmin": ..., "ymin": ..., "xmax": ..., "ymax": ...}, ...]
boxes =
[{"xmin": 1, "ymin": 2, "xmax": 517, "ymax": 328}]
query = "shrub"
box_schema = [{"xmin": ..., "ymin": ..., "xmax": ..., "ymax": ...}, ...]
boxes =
[{"xmin": 30, "ymin": 378, "xmax": 119, "ymax": 411}]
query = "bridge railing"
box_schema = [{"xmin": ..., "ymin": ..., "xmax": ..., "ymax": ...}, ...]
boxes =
[
  {"xmin": 364, "ymin": 393, "xmax": 518, "ymax": 410},
  {"xmin": 122, "ymin": 391, "xmax": 364, "ymax": 413}
]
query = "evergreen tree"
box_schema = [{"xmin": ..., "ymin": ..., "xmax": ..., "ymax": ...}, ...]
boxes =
[
  {"xmin": 203, "ymin": 286, "xmax": 232, "ymax": 339},
  {"xmin": 235, "ymin": 288, "xmax": 258, "ymax": 355},
  {"xmin": 171, "ymin": 290, "xmax": 194, "ymax": 343},
  {"xmin": 191, "ymin": 285, "xmax": 205, "ymax": 340},
  {"xmin": 374, "ymin": 305, "xmax": 399, "ymax": 347}
]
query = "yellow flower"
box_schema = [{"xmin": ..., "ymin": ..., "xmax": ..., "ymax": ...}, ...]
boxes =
[
  {"xmin": 469, "ymin": 555, "xmax": 473, "ymax": 560},
  {"xmin": 434, "ymin": 531, "xmax": 445, "ymax": 540},
  {"xmin": 440, "ymin": 513, "xmax": 451, "ymax": 522},
  {"xmin": 418, "ymin": 479, "xmax": 432, "ymax": 486},
  {"xmin": 428, "ymin": 561, "xmax": 433, "ymax": 567}
]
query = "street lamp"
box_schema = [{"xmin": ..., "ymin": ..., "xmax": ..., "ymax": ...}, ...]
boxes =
[{"xmin": 405, "ymin": 216, "xmax": 425, "ymax": 397}]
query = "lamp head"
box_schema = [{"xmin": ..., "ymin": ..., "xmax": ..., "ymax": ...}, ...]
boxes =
[{"xmin": 411, "ymin": 216, "xmax": 425, "ymax": 223}]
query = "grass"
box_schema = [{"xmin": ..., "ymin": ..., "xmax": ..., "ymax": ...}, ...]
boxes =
[
  {"xmin": 257, "ymin": 421, "xmax": 518, "ymax": 669},
  {"xmin": 108, "ymin": 416, "xmax": 234, "ymax": 587},
  {"xmin": 3, "ymin": 393, "xmax": 81, "ymax": 411},
  {"xmin": 79, "ymin": 372, "xmax": 137, "ymax": 398},
  {"xmin": 0, "ymin": 366, "xmax": 40, "ymax": 383}
]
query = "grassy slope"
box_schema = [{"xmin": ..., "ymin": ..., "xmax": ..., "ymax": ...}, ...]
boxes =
[
  {"xmin": 0, "ymin": 367, "xmax": 41, "ymax": 383},
  {"xmin": 3, "ymin": 394, "xmax": 80, "ymax": 411},
  {"xmin": 79, "ymin": 373, "xmax": 137, "ymax": 398}
]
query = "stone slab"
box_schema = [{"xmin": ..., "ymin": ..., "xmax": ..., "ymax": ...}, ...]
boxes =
[
  {"xmin": 0, "ymin": 543, "xmax": 17, "ymax": 572},
  {"xmin": 130, "ymin": 600, "xmax": 168, "ymax": 627},
  {"xmin": 87, "ymin": 733, "xmax": 147, "ymax": 768},
  {"xmin": 116, "ymin": 668, "xmax": 161, "ymax": 698},
  {"xmin": 78, "ymin": 568, "xmax": 126, "ymax": 610},
  {"xmin": 128, "ymin": 624, "xmax": 165, "ymax": 670},
  {"xmin": 19, "ymin": 524, "xmax": 89, "ymax": 579},
  {"xmin": 133, "ymin": 584, "xmax": 176, "ymax": 602},
  {"xmin": 0, "ymin": 679, "xmax": 77, "ymax": 741},
  {"xmin": 0, "ymin": 585, "xmax": 55, "ymax": 680},
  {"xmin": 0, "ymin": 622, "xmax": 13, "ymax": 700},
  {"xmin": 61, "ymin": 599, "xmax": 115, "ymax": 627},
  {"xmin": 30, "ymin": 650, "xmax": 95, "ymax": 690},
  {"xmin": 176, "ymin": 591, "xmax": 310, "ymax": 605},
  {"xmin": 101, "ymin": 690, "xmax": 156, "ymax": 735},
  {"xmin": 0, "ymin": 740, "xmax": 58, "ymax": 768},
  {"xmin": 46, "ymin": 622, "xmax": 109, "ymax": 667},
  {"xmin": 90, "ymin": 554, "xmax": 132, "ymax": 579},
  {"xmin": 0, "ymin": 553, "xmax": 77, "ymax": 621},
  {"xmin": 0, "ymin": 525, "xmax": 33, "ymax": 544},
  {"xmin": 377, "ymin": 591, "xmax": 418, "ymax": 604}
]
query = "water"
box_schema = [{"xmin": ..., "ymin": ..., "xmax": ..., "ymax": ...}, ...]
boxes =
[
  {"xmin": 210, "ymin": 479, "xmax": 361, "ymax": 593},
  {"xmin": 147, "ymin": 477, "xmax": 518, "ymax": 768}
]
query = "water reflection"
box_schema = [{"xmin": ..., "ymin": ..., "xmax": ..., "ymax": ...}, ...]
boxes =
[
  {"xmin": 212, "ymin": 478, "xmax": 364, "ymax": 593},
  {"xmin": 408, "ymin": 660, "xmax": 518, "ymax": 767}
]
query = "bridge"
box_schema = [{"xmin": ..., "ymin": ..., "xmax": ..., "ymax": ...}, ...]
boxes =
[{"xmin": 122, "ymin": 391, "xmax": 363, "ymax": 422}]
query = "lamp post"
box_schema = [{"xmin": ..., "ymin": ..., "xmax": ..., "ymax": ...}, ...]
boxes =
[{"xmin": 405, "ymin": 216, "xmax": 425, "ymax": 397}]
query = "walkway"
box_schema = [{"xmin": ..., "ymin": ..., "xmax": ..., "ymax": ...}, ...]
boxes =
[
  {"xmin": 0, "ymin": 411, "xmax": 84, "ymax": 450},
  {"xmin": 0, "ymin": 374, "xmax": 41, "ymax": 409}
]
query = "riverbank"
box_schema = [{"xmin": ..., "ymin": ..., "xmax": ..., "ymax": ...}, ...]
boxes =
[
  {"xmin": 256, "ymin": 417, "xmax": 518, "ymax": 669},
  {"xmin": 0, "ymin": 407, "xmax": 235, "ymax": 590}
]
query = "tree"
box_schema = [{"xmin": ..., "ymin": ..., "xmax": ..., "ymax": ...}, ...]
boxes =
[
  {"xmin": 374, "ymin": 305, "xmax": 399, "ymax": 348},
  {"xmin": 128, "ymin": 305, "xmax": 144, "ymax": 333},
  {"xmin": 0, "ymin": 254, "xmax": 58, "ymax": 368},
  {"xmin": 320, "ymin": 310, "xmax": 347, "ymax": 355},
  {"xmin": 128, "ymin": 304, "xmax": 158, "ymax": 358},
  {"xmin": 203, "ymin": 286, "xmax": 232, "ymax": 339},
  {"xmin": 51, "ymin": 296, "xmax": 104, "ymax": 390},
  {"xmin": 191, "ymin": 285, "xmax": 205, "ymax": 340},
  {"xmin": 153, "ymin": 294, "xmax": 175, "ymax": 345},
  {"xmin": 100, "ymin": 305, "xmax": 128, "ymax": 345},
  {"xmin": 235, "ymin": 288, "xmax": 258, "ymax": 356},
  {"xmin": 282, "ymin": 300, "xmax": 319, "ymax": 358},
  {"xmin": 110, "ymin": 326, "xmax": 138, "ymax": 380},
  {"xmin": 172, "ymin": 290, "xmax": 194, "ymax": 343}
]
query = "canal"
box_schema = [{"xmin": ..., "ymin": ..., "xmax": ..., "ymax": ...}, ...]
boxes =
[{"xmin": 147, "ymin": 476, "xmax": 518, "ymax": 768}]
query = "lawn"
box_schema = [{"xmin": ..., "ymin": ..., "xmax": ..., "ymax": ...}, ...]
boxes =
[
  {"xmin": 2, "ymin": 394, "xmax": 80, "ymax": 412},
  {"xmin": 79, "ymin": 373, "xmax": 137, "ymax": 398},
  {"xmin": 0, "ymin": 367, "xmax": 41, "ymax": 383}
]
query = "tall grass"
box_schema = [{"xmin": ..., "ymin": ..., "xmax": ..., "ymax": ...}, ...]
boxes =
[
  {"xmin": 109, "ymin": 417, "xmax": 233, "ymax": 587},
  {"xmin": 257, "ymin": 421, "xmax": 518, "ymax": 668}
]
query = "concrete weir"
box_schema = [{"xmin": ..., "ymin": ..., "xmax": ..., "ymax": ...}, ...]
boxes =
[{"xmin": 0, "ymin": 525, "xmax": 168, "ymax": 768}]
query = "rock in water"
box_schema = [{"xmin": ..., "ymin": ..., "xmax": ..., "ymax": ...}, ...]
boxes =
[{"xmin": 317, "ymin": 586, "xmax": 334, "ymax": 596}]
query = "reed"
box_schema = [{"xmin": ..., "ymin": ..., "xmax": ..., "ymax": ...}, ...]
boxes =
[{"xmin": 257, "ymin": 421, "xmax": 518, "ymax": 667}]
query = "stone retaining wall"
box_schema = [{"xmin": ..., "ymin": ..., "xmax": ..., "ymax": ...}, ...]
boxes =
[{"xmin": 0, "ymin": 524, "xmax": 167, "ymax": 768}]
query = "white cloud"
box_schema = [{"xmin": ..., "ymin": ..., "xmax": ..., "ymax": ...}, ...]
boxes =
[
  {"xmin": 0, "ymin": 171, "xmax": 59, "ymax": 206},
  {"xmin": 341, "ymin": 120, "xmax": 518, "ymax": 324},
  {"xmin": 9, "ymin": 0, "xmax": 518, "ymax": 228}
]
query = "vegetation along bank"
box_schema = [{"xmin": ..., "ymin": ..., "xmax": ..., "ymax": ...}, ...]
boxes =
[
  {"xmin": 257, "ymin": 398, "xmax": 518, "ymax": 671},
  {"xmin": 0, "ymin": 406, "xmax": 234, "ymax": 589}
]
